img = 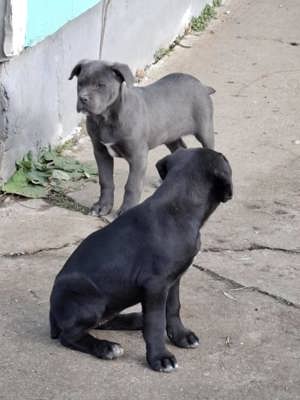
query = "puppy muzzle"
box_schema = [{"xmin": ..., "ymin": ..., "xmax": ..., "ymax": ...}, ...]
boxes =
[{"xmin": 76, "ymin": 100, "xmax": 89, "ymax": 114}]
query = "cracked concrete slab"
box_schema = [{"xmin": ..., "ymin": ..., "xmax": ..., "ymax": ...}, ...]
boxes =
[
  {"xmin": 1, "ymin": 0, "xmax": 300, "ymax": 398},
  {"xmin": 194, "ymin": 249, "xmax": 300, "ymax": 307},
  {"xmin": 0, "ymin": 249, "xmax": 299, "ymax": 400},
  {"xmin": 0, "ymin": 199, "xmax": 103, "ymax": 256},
  {"xmin": 68, "ymin": 0, "xmax": 300, "ymax": 302}
]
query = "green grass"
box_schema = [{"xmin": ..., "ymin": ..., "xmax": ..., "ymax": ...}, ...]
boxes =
[
  {"xmin": 191, "ymin": 1, "xmax": 222, "ymax": 32},
  {"xmin": 153, "ymin": 1, "xmax": 222, "ymax": 64}
]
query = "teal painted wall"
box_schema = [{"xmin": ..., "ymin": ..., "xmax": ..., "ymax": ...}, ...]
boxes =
[{"xmin": 25, "ymin": 0, "xmax": 100, "ymax": 46}]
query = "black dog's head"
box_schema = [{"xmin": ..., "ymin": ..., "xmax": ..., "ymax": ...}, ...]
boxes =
[
  {"xmin": 156, "ymin": 148, "xmax": 233, "ymax": 206},
  {"xmin": 69, "ymin": 59, "xmax": 134, "ymax": 115}
]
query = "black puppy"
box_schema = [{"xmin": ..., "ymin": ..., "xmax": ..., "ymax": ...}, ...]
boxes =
[{"xmin": 49, "ymin": 148, "xmax": 232, "ymax": 372}]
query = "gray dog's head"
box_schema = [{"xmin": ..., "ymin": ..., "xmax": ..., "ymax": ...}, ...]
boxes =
[
  {"xmin": 156, "ymin": 148, "xmax": 233, "ymax": 205},
  {"xmin": 69, "ymin": 59, "xmax": 135, "ymax": 115}
]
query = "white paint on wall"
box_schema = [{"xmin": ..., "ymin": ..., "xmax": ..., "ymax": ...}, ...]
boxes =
[
  {"xmin": 11, "ymin": 0, "xmax": 27, "ymax": 54},
  {"xmin": 3, "ymin": 0, "xmax": 27, "ymax": 57},
  {"xmin": 180, "ymin": 6, "xmax": 193, "ymax": 30}
]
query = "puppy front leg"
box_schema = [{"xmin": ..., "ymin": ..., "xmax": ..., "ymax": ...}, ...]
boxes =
[
  {"xmin": 142, "ymin": 286, "xmax": 177, "ymax": 372},
  {"xmin": 119, "ymin": 151, "xmax": 148, "ymax": 215},
  {"xmin": 166, "ymin": 279, "xmax": 199, "ymax": 348},
  {"xmin": 91, "ymin": 143, "xmax": 114, "ymax": 216}
]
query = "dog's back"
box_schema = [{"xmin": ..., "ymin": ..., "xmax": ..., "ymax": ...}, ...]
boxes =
[{"xmin": 135, "ymin": 73, "xmax": 214, "ymax": 149}]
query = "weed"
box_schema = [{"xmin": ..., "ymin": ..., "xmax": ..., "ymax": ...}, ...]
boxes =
[
  {"xmin": 46, "ymin": 191, "xmax": 90, "ymax": 215},
  {"xmin": 1, "ymin": 147, "xmax": 97, "ymax": 199},
  {"xmin": 191, "ymin": 1, "xmax": 222, "ymax": 32},
  {"xmin": 153, "ymin": 34, "xmax": 185, "ymax": 64},
  {"xmin": 153, "ymin": 1, "xmax": 222, "ymax": 64},
  {"xmin": 55, "ymin": 136, "xmax": 79, "ymax": 154},
  {"xmin": 154, "ymin": 48, "xmax": 170, "ymax": 63},
  {"xmin": 213, "ymin": 0, "xmax": 222, "ymax": 7}
]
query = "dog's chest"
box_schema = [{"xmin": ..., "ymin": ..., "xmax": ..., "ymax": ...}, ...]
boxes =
[
  {"xmin": 95, "ymin": 119, "xmax": 125, "ymax": 158},
  {"xmin": 101, "ymin": 141, "xmax": 119, "ymax": 158}
]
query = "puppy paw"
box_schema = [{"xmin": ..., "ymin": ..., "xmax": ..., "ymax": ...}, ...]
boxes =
[
  {"xmin": 168, "ymin": 330, "xmax": 199, "ymax": 349},
  {"xmin": 90, "ymin": 201, "xmax": 113, "ymax": 217},
  {"xmin": 95, "ymin": 341, "xmax": 124, "ymax": 360},
  {"xmin": 148, "ymin": 352, "xmax": 178, "ymax": 373}
]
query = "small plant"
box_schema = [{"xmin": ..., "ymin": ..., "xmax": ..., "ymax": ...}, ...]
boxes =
[
  {"xmin": 153, "ymin": 2, "xmax": 222, "ymax": 64},
  {"xmin": 1, "ymin": 147, "xmax": 97, "ymax": 199},
  {"xmin": 191, "ymin": 1, "xmax": 222, "ymax": 32},
  {"xmin": 153, "ymin": 34, "xmax": 185, "ymax": 64},
  {"xmin": 154, "ymin": 48, "xmax": 170, "ymax": 63},
  {"xmin": 213, "ymin": 0, "xmax": 222, "ymax": 7},
  {"xmin": 47, "ymin": 191, "xmax": 90, "ymax": 214},
  {"xmin": 55, "ymin": 136, "xmax": 79, "ymax": 154}
]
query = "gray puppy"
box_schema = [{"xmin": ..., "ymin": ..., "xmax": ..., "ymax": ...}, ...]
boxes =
[{"xmin": 69, "ymin": 60, "xmax": 215, "ymax": 216}]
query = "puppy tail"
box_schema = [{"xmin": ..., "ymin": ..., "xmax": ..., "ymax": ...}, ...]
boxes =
[{"xmin": 206, "ymin": 86, "xmax": 216, "ymax": 95}]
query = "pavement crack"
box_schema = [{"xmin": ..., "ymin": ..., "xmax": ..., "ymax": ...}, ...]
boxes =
[
  {"xmin": 1, "ymin": 240, "xmax": 81, "ymax": 258},
  {"xmin": 202, "ymin": 244, "xmax": 299, "ymax": 254},
  {"xmin": 192, "ymin": 263, "xmax": 300, "ymax": 309}
]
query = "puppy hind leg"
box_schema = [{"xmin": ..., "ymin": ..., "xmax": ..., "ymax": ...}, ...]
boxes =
[
  {"xmin": 60, "ymin": 332, "xmax": 124, "ymax": 360},
  {"xmin": 194, "ymin": 117, "xmax": 215, "ymax": 149},
  {"xmin": 97, "ymin": 312, "xmax": 143, "ymax": 330},
  {"xmin": 165, "ymin": 138, "xmax": 187, "ymax": 153},
  {"xmin": 59, "ymin": 310, "xmax": 124, "ymax": 360}
]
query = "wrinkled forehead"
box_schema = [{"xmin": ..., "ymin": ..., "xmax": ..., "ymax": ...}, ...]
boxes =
[{"xmin": 79, "ymin": 62, "xmax": 114, "ymax": 83}]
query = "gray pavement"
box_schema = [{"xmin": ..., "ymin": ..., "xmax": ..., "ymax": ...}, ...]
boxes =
[{"xmin": 1, "ymin": 0, "xmax": 300, "ymax": 399}]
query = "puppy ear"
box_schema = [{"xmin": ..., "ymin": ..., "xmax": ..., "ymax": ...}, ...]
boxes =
[
  {"xmin": 156, "ymin": 155, "xmax": 171, "ymax": 180},
  {"xmin": 214, "ymin": 169, "xmax": 233, "ymax": 203},
  {"xmin": 69, "ymin": 59, "xmax": 89, "ymax": 80},
  {"xmin": 111, "ymin": 62, "xmax": 135, "ymax": 86}
]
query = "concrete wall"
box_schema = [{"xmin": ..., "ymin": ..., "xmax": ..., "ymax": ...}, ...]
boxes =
[{"xmin": 0, "ymin": 0, "xmax": 211, "ymax": 182}]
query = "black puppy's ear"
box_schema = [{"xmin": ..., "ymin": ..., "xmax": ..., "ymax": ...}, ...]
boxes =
[
  {"xmin": 214, "ymin": 168, "xmax": 233, "ymax": 203},
  {"xmin": 111, "ymin": 62, "xmax": 135, "ymax": 86},
  {"xmin": 156, "ymin": 155, "xmax": 171, "ymax": 180},
  {"xmin": 69, "ymin": 59, "xmax": 89, "ymax": 80}
]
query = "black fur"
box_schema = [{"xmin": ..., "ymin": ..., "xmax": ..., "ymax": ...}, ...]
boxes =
[{"xmin": 49, "ymin": 148, "xmax": 232, "ymax": 372}]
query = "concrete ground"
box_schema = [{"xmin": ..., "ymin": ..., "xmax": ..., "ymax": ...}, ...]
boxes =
[{"xmin": 0, "ymin": 0, "xmax": 300, "ymax": 399}]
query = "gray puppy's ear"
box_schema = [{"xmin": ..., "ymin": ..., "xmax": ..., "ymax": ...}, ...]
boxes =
[
  {"xmin": 156, "ymin": 154, "xmax": 172, "ymax": 180},
  {"xmin": 111, "ymin": 62, "xmax": 135, "ymax": 86},
  {"xmin": 214, "ymin": 168, "xmax": 233, "ymax": 203},
  {"xmin": 69, "ymin": 59, "xmax": 89, "ymax": 80}
]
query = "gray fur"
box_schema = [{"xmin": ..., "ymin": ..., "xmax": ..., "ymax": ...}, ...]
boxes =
[{"xmin": 69, "ymin": 59, "xmax": 215, "ymax": 215}]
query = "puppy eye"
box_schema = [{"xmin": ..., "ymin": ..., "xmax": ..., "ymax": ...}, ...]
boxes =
[{"xmin": 97, "ymin": 83, "xmax": 106, "ymax": 88}]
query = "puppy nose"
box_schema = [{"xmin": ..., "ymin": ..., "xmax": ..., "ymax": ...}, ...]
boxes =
[{"xmin": 79, "ymin": 94, "xmax": 89, "ymax": 104}]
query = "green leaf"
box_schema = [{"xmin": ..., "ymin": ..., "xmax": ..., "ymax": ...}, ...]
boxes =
[
  {"xmin": 2, "ymin": 146, "xmax": 98, "ymax": 200},
  {"xmin": 52, "ymin": 156, "xmax": 81, "ymax": 172},
  {"xmin": 27, "ymin": 170, "xmax": 50, "ymax": 186},
  {"xmin": 2, "ymin": 168, "xmax": 48, "ymax": 198},
  {"xmin": 51, "ymin": 169, "xmax": 71, "ymax": 181},
  {"xmin": 41, "ymin": 149, "xmax": 55, "ymax": 162}
]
